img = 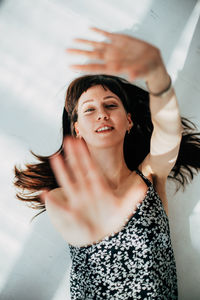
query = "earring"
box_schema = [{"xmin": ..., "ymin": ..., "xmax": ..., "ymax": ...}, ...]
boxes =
[
  {"xmin": 76, "ymin": 132, "xmax": 81, "ymax": 138},
  {"xmin": 128, "ymin": 123, "xmax": 133, "ymax": 134},
  {"xmin": 76, "ymin": 132, "xmax": 82, "ymax": 139},
  {"xmin": 75, "ymin": 128, "xmax": 80, "ymax": 138}
]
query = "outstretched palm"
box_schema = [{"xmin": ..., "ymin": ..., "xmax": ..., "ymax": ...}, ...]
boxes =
[
  {"xmin": 67, "ymin": 27, "xmax": 163, "ymax": 81},
  {"xmin": 41, "ymin": 137, "xmax": 141, "ymax": 247}
]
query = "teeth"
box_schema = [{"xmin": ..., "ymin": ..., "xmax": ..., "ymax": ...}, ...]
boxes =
[{"xmin": 97, "ymin": 126, "xmax": 113, "ymax": 132}]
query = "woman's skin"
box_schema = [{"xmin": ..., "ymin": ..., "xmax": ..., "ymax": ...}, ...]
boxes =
[{"xmin": 40, "ymin": 27, "xmax": 183, "ymax": 247}]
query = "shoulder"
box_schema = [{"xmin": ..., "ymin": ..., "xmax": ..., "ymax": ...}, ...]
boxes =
[{"xmin": 138, "ymin": 161, "xmax": 169, "ymax": 216}]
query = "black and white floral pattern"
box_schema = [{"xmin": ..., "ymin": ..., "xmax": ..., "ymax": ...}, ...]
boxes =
[{"xmin": 68, "ymin": 169, "xmax": 178, "ymax": 299}]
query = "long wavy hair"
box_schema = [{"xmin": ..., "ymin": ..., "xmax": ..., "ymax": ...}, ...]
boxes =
[{"xmin": 13, "ymin": 74, "xmax": 200, "ymax": 220}]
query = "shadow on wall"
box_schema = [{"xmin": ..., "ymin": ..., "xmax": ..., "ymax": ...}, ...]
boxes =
[
  {"xmin": 169, "ymin": 176, "xmax": 200, "ymax": 300},
  {"xmin": 0, "ymin": 213, "xmax": 70, "ymax": 300}
]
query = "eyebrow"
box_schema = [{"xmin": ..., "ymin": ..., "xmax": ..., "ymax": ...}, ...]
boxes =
[{"xmin": 81, "ymin": 96, "xmax": 119, "ymax": 107}]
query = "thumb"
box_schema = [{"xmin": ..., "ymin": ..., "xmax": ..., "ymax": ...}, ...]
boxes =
[{"xmin": 39, "ymin": 189, "xmax": 50, "ymax": 205}]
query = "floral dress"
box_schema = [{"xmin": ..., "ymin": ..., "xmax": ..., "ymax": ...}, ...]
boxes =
[{"xmin": 68, "ymin": 168, "xmax": 178, "ymax": 299}]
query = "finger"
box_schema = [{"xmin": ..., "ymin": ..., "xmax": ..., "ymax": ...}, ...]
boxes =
[
  {"xmin": 67, "ymin": 138, "xmax": 111, "ymax": 220},
  {"xmin": 64, "ymin": 138, "xmax": 104, "ymax": 220},
  {"xmin": 89, "ymin": 27, "xmax": 114, "ymax": 39},
  {"xmin": 64, "ymin": 137, "xmax": 107, "ymax": 212},
  {"xmin": 50, "ymin": 154, "xmax": 73, "ymax": 188},
  {"xmin": 63, "ymin": 138, "xmax": 106, "ymax": 228},
  {"xmin": 65, "ymin": 138, "xmax": 114, "ymax": 226},
  {"xmin": 65, "ymin": 138, "xmax": 109, "ymax": 223},
  {"xmin": 71, "ymin": 38, "xmax": 108, "ymax": 48},
  {"xmin": 69, "ymin": 63, "xmax": 107, "ymax": 72},
  {"xmin": 77, "ymin": 139, "xmax": 110, "ymax": 192},
  {"xmin": 49, "ymin": 154, "xmax": 78, "ymax": 208},
  {"xmin": 66, "ymin": 48, "xmax": 104, "ymax": 60},
  {"xmin": 39, "ymin": 189, "xmax": 49, "ymax": 205},
  {"xmin": 63, "ymin": 137, "xmax": 89, "ymax": 188}
]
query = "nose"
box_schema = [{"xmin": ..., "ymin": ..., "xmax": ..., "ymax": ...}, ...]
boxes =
[{"xmin": 97, "ymin": 109, "xmax": 109, "ymax": 120}]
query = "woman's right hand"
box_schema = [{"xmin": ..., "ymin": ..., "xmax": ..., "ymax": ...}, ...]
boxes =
[
  {"xmin": 41, "ymin": 187, "xmax": 103, "ymax": 247},
  {"xmin": 40, "ymin": 136, "xmax": 141, "ymax": 247},
  {"xmin": 41, "ymin": 185, "xmax": 124, "ymax": 248}
]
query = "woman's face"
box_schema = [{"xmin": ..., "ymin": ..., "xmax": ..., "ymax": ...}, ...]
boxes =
[{"xmin": 74, "ymin": 85, "xmax": 132, "ymax": 148}]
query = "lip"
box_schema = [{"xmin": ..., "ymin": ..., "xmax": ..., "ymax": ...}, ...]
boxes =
[{"xmin": 95, "ymin": 124, "xmax": 114, "ymax": 132}]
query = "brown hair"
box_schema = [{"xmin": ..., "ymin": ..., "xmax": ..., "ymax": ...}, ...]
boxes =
[{"xmin": 13, "ymin": 74, "xmax": 200, "ymax": 220}]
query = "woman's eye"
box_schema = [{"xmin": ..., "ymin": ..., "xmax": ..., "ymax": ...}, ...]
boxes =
[
  {"xmin": 84, "ymin": 104, "xmax": 117, "ymax": 113},
  {"xmin": 85, "ymin": 108, "xmax": 95, "ymax": 112},
  {"xmin": 106, "ymin": 104, "xmax": 117, "ymax": 108}
]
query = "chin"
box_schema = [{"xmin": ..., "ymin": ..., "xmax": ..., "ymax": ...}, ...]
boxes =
[{"xmin": 86, "ymin": 135, "xmax": 124, "ymax": 149}]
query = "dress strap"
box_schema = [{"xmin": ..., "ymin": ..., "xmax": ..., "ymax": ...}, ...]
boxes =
[{"xmin": 135, "ymin": 168, "xmax": 152, "ymax": 188}]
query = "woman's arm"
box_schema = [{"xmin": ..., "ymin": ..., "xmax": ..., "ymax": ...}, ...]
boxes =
[
  {"xmin": 142, "ymin": 64, "xmax": 183, "ymax": 179},
  {"xmin": 67, "ymin": 27, "xmax": 183, "ymax": 179}
]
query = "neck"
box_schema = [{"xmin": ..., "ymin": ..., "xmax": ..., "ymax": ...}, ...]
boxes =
[{"xmin": 87, "ymin": 142, "xmax": 131, "ymax": 190}]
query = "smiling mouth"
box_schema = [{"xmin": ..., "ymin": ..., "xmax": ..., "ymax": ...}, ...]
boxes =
[{"xmin": 95, "ymin": 126, "xmax": 114, "ymax": 133}]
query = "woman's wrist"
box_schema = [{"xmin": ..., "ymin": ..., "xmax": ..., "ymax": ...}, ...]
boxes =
[
  {"xmin": 145, "ymin": 62, "xmax": 172, "ymax": 97},
  {"xmin": 146, "ymin": 74, "xmax": 172, "ymax": 98}
]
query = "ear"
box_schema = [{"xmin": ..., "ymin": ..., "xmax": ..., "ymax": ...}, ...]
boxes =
[
  {"xmin": 127, "ymin": 113, "xmax": 133, "ymax": 129},
  {"xmin": 74, "ymin": 121, "xmax": 79, "ymax": 135}
]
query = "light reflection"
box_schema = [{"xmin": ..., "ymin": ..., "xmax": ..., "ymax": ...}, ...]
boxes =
[{"xmin": 168, "ymin": 0, "xmax": 200, "ymax": 81}]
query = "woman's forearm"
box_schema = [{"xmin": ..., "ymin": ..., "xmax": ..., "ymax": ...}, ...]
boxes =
[{"xmin": 146, "ymin": 64, "xmax": 183, "ymax": 141}]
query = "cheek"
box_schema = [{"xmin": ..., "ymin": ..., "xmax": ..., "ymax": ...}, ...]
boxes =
[
  {"xmin": 114, "ymin": 111, "xmax": 128, "ymax": 128},
  {"xmin": 78, "ymin": 117, "xmax": 94, "ymax": 134}
]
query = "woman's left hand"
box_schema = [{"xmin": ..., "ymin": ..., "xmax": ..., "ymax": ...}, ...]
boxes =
[{"xmin": 66, "ymin": 27, "xmax": 166, "ymax": 82}]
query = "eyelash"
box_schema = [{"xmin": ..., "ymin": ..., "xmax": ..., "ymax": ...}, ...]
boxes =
[{"xmin": 85, "ymin": 104, "xmax": 117, "ymax": 113}]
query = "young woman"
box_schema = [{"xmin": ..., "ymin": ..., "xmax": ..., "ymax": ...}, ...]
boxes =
[{"xmin": 14, "ymin": 27, "xmax": 200, "ymax": 299}]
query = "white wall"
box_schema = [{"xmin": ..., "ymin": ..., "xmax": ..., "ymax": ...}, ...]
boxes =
[{"xmin": 0, "ymin": 0, "xmax": 199, "ymax": 299}]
